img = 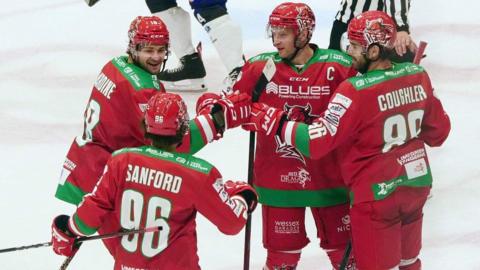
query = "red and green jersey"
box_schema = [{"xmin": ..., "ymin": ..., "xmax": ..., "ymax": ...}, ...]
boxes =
[
  {"xmin": 280, "ymin": 62, "xmax": 451, "ymax": 204},
  {"xmin": 233, "ymin": 45, "xmax": 357, "ymax": 207},
  {"xmin": 55, "ymin": 56, "xmax": 216, "ymax": 205},
  {"xmin": 68, "ymin": 146, "xmax": 248, "ymax": 270}
]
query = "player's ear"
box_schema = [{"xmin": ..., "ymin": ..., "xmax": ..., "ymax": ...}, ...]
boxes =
[{"xmin": 366, "ymin": 44, "xmax": 381, "ymax": 61}]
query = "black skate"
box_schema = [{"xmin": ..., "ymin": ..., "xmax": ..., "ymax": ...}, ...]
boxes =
[
  {"xmin": 222, "ymin": 66, "xmax": 243, "ymax": 96},
  {"xmin": 159, "ymin": 52, "xmax": 207, "ymax": 92}
]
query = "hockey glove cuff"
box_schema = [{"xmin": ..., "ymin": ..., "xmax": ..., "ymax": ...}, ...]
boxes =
[{"xmin": 224, "ymin": 180, "xmax": 258, "ymax": 213}]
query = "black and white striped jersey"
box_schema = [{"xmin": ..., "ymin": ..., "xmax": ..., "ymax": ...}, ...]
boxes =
[{"xmin": 335, "ymin": 0, "xmax": 411, "ymax": 32}]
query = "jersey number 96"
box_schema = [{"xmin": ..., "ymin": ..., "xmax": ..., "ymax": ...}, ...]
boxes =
[{"xmin": 120, "ymin": 190, "xmax": 171, "ymax": 258}]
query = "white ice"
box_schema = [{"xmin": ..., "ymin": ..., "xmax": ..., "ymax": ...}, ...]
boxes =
[{"xmin": 0, "ymin": 0, "xmax": 478, "ymax": 269}]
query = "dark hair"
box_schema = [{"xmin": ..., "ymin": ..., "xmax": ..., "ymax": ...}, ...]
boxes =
[
  {"xmin": 368, "ymin": 43, "xmax": 396, "ymax": 60},
  {"xmin": 140, "ymin": 120, "xmax": 187, "ymax": 148}
]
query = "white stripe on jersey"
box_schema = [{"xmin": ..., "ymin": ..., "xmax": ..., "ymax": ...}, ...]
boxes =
[
  {"xmin": 284, "ymin": 121, "xmax": 296, "ymax": 146},
  {"xmin": 197, "ymin": 114, "xmax": 215, "ymax": 142}
]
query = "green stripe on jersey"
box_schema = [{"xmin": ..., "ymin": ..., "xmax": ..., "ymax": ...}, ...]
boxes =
[
  {"xmin": 188, "ymin": 120, "xmax": 207, "ymax": 154},
  {"xmin": 310, "ymin": 48, "xmax": 353, "ymax": 67},
  {"xmin": 248, "ymin": 49, "xmax": 352, "ymax": 70},
  {"xmin": 372, "ymin": 169, "xmax": 432, "ymax": 200},
  {"xmin": 113, "ymin": 146, "xmax": 213, "ymax": 174},
  {"xmin": 55, "ymin": 182, "xmax": 87, "ymax": 206},
  {"xmin": 248, "ymin": 52, "xmax": 280, "ymax": 63},
  {"xmin": 293, "ymin": 123, "xmax": 311, "ymax": 158},
  {"xmin": 73, "ymin": 213, "xmax": 98, "ymax": 236},
  {"xmin": 254, "ymin": 185, "xmax": 349, "ymax": 207},
  {"xmin": 111, "ymin": 56, "xmax": 161, "ymax": 91},
  {"xmin": 349, "ymin": 62, "xmax": 425, "ymax": 91}
]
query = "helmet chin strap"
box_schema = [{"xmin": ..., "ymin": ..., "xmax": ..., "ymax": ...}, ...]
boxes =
[{"xmin": 284, "ymin": 36, "xmax": 307, "ymax": 63}]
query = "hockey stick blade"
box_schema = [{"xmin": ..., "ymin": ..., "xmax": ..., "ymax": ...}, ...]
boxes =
[
  {"xmin": 252, "ymin": 57, "xmax": 276, "ymax": 102},
  {"xmin": 84, "ymin": 0, "xmax": 101, "ymax": 7},
  {"xmin": 0, "ymin": 226, "xmax": 161, "ymax": 254}
]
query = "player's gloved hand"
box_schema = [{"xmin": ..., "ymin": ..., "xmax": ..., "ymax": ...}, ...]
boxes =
[
  {"xmin": 196, "ymin": 92, "xmax": 221, "ymax": 116},
  {"xmin": 224, "ymin": 180, "xmax": 258, "ymax": 213},
  {"xmin": 286, "ymin": 104, "xmax": 315, "ymax": 124},
  {"xmin": 243, "ymin": 102, "xmax": 286, "ymax": 136},
  {"xmin": 51, "ymin": 215, "xmax": 79, "ymax": 257},
  {"xmin": 211, "ymin": 92, "xmax": 251, "ymax": 130}
]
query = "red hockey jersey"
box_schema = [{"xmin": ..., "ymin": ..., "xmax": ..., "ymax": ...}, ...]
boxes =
[
  {"xmin": 55, "ymin": 56, "xmax": 216, "ymax": 205},
  {"xmin": 68, "ymin": 146, "xmax": 248, "ymax": 270},
  {"xmin": 281, "ymin": 62, "xmax": 451, "ymax": 204},
  {"xmin": 233, "ymin": 45, "xmax": 357, "ymax": 207}
]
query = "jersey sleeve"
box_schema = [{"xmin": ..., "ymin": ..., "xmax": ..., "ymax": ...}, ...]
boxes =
[
  {"xmin": 176, "ymin": 114, "xmax": 218, "ymax": 154},
  {"xmin": 418, "ymin": 73, "xmax": 451, "ymax": 146},
  {"xmin": 68, "ymin": 157, "xmax": 120, "ymax": 236},
  {"xmin": 193, "ymin": 167, "xmax": 248, "ymax": 235},
  {"xmin": 280, "ymin": 82, "xmax": 360, "ymax": 159}
]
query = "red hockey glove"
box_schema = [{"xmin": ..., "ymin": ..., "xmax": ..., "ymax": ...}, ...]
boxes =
[
  {"xmin": 51, "ymin": 215, "xmax": 79, "ymax": 257},
  {"xmin": 212, "ymin": 92, "xmax": 252, "ymax": 130},
  {"xmin": 196, "ymin": 92, "xmax": 221, "ymax": 116},
  {"xmin": 243, "ymin": 102, "xmax": 286, "ymax": 136},
  {"xmin": 286, "ymin": 104, "xmax": 316, "ymax": 124},
  {"xmin": 224, "ymin": 180, "xmax": 258, "ymax": 213}
]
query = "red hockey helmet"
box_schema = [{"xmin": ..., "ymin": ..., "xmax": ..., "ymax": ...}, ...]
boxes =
[
  {"xmin": 267, "ymin": 2, "xmax": 316, "ymax": 42},
  {"xmin": 144, "ymin": 92, "xmax": 189, "ymax": 136},
  {"xmin": 347, "ymin": 11, "xmax": 397, "ymax": 50},
  {"xmin": 128, "ymin": 16, "xmax": 169, "ymax": 54}
]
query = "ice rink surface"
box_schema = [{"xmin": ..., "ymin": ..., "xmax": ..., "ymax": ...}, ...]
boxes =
[{"xmin": 0, "ymin": 0, "xmax": 479, "ymax": 269}]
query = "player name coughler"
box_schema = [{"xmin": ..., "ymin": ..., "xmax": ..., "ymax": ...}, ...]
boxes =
[{"xmin": 378, "ymin": 84, "xmax": 427, "ymax": 112}]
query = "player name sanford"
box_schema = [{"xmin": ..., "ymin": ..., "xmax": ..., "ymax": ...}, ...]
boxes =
[
  {"xmin": 378, "ymin": 84, "xmax": 427, "ymax": 112},
  {"xmin": 126, "ymin": 164, "xmax": 182, "ymax": 194}
]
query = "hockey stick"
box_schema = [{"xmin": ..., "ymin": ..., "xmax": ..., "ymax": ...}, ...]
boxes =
[
  {"xmin": 84, "ymin": 0, "xmax": 100, "ymax": 7},
  {"xmin": 243, "ymin": 57, "xmax": 276, "ymax": 270},
  {"xmin": 413, "ymin": 41, "xmax": 428, "ymax": 65},
  {"xmin": 58, "ymin": 243, "xmax": 81, "ymax": 270},
  {"xmin": 338, "ymin": 41, "xmax": 428, "ymax": 270},
  {"xmin": 0, "ymin": 226, "xmax": 162, "ymax": 254},
  {"xmin": 338, "ymin": 241, "xmax": 352, "ymax": 270}
]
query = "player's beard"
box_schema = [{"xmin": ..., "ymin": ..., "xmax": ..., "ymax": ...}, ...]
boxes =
[{"xmin": 354, "ymin": 54, "xmax": 371, "ymax": 74}]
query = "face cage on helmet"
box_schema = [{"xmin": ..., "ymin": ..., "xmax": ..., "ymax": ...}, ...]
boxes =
[
  {"xmin": 266, "ymin": 23, "xmax": 297, "ymax": 39},
  {"xmin": 267, "ymin": 24, "xmax": 313, "ymax": 54}
]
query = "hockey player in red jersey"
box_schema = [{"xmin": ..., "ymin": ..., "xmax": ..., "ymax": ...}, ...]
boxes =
[
  {"xmin": 54, "ymin": 15, "xmax": 251, "ymax": 255},
  {"xmin": 199, "ymin": 2, "xmax": 357, "ymax": 269},
  {"xmin": 247, "ymin": 10, "xmax": 451, "ymax": 270},
  {"xmin": 51, "ymin": 92, "xmax": 258, "ymax": 269},
  {"xmin": 55, "ymin": 15, "xmax": 250, "ymax": 206}
]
